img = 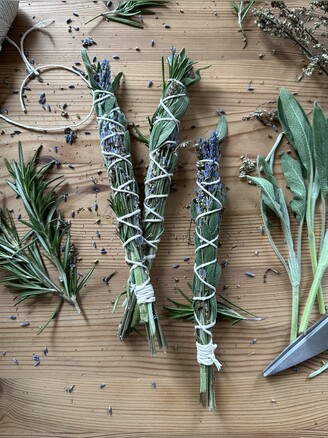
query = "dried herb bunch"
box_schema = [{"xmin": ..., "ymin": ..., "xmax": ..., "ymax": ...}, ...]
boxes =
[
  {"xmin": 253, "ymin": 1, "xmax": 328, "ymax": 80},
  {"xmin": 81, "ymin": 49, "xmax": 166, "ymax": 355},
  {"xmin": 118, "ymin": 48, "xmax": 205, "ymax": 342},
  {"xmin": 0, "ymin": 144, "xmax": 95, "ymax": 333},
  {"xmin": 191, "ymin": 120, "xmax": 226, "ymax": 409},
  {"xmin": 86, "ymin": 0, "xmax": 168, "ymax": 28},
  {"xmin": 248, "ymin": 89, "xmax": 328, "ymax": 343}
]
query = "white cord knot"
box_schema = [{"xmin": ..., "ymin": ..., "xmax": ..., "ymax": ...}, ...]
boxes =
[
  {"xmin": 134, "ymin": 283, "xmax": 155, "ymax": 305},
  {"xmin": 196, "ymin": 340, "xmax": 222, "ymax": 371}
]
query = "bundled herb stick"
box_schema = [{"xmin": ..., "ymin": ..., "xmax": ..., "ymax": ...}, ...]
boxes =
[
  {"xmin": 81, "ymin": 49, "xmax": 166, "ymax": 354},
  {"xmin": 248, "ymin": 89, "xmax": 328, "ymax": 343},
  {"xmin": 190, "ymin": 120, "xmax": 227, "ymax": 409},
  {"xmin": 118, "ymin": 48, "xmax": 206, "ymax": 341},
  {"xmin": 0, "ymin": 143, "xmax": 95, "ymax": 333},
  {"xmin": 143, "ymin": 48, "xmax": 205, "ymax": 268},
  {"xmin": 86, "ymin": 0, "xmax": 168, "ymax": 28}
]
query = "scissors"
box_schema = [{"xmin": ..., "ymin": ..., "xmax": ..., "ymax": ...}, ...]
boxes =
[{"xmin": 263, "ymin": 314, "xmax": 328, "ymax": 377}]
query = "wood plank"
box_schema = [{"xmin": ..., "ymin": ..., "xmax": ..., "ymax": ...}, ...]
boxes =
[{"xmin": 1, "ymin": 0, "xmax": 328, "ymax": 435}]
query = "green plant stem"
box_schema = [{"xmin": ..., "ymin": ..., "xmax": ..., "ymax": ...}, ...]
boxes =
[
  {"xmin": 300, "ymin": 230, "xmax": 328, "ymax": 333},
  {"xmin": 320, "ymin": 193, "xmax": 326, "ymax": 251},
  {"xmin": 306, "ymin": 177, "xmax": 325, "ymax": 314}
]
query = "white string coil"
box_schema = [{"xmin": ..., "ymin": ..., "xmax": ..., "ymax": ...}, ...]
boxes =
[
  {"xmin": 196, "ymin": 340, "xmax": 222, "ymax": 371},
  {"xmin": 0, "ymin": 0, "xmax": 18, "ymax": 52}
]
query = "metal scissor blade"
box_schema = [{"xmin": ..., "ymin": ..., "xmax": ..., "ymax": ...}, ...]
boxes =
[{"xmin": 263, "ymin": 314, "xmax": 328, "ymax": 377}]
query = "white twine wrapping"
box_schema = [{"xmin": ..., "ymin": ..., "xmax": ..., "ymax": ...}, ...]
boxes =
[
  {"xmin": 0, "ymin": 0, "xmax": 18, "ymax": 52},
  {"xmin": 193, "ymin": 158, "xmax": 223, "ymax": 370},
  {"xmin": 143, "ymin": 79, "xmax": 186, "ymax": 261},
  {"xmin": 97, "ymin": 93, "xmax": 155, "ymax": 306}
]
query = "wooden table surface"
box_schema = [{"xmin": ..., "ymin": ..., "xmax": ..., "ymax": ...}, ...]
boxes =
[{"xmin": 1, "ymin": 1, "xmax": 328, "ymax": 436}]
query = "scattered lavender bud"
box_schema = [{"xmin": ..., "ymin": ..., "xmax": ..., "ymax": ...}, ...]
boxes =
[
  {"xmin": 107, "ymin": 406, "xmax": 113, "ymax": 415},
  {"xmin": 1, "ymin": 352, "xmax": 6, "ymax": 356},
  {"xmin": 43, "ymin": 346, "xmax": 48, "ymax": 356},
  {"xmin": 70, "ymin": 210, "xmax": 75, "ymax": 218},
  {"xmin": 66, "ymin": 385, "xmax": 75, "ymax": 393},
  {"xmin": 164, "ymin": 24, "xmax": 171, "ymax": 29},
  {"xmin": 151, "ymin": 382, "xmax": 157, "ymax": 389},
  {"xmin": 92, "ymin": 56, "xmax": 97, "ymax": 62},
  {"xmin": 151, "ymin": 39, "xmax": 155, "ymax": 47},
  {"xmin": 20, "ymin": 321, "xmax": 30, "ymax": 327},
  {"xmin": 68, "ymin": 85, "xmax": 75, "ymax": 89},
  {"xmin": 81, "ymin": 37, "xmax": 97, "ymax": 47},
  {"xmin": 172, "ymin": 264, "xmax": 180, "ymax": 269},
  {"xmin": 99, "ymin": 383, "xmax": 106, "ymax": 389},
  {"xmin": 68, "ymin": 164, "xmax": 75, "ymax": 169},
  {"xmin": 183, "ymin": 257, "xmax": 190, "ymax": 262},
  {"xmin": 66, "ymin": 18, "xmax": 73, "ymax": 24},
  {"xmin": 32, "ymin": 354, "xmax": 40, "ymax": 361},
  {"xmin": 73, "ymin": 26, "xmax": 80, "ymax": 31},
  {"xmin": 100, "ymin": 248, "xmax": 107, "ymax": 255},
  {"xmin": 9, "ymin": 315, "xmax": 17, "ymax": 320},
  {"xmin": 96, "ymin": 230, "xmax": 101, "ymax": 238},
  {"xmin": 250, "ymin": 338, "xmax": 257, "ymax": 345},
  {"xmin": 13, "ymin": 358, "xmax": 19, "ymax": 365},
  {"xmin": 113, "ymin": 55, "xmax": 120, "ymax": 60},
  {"xmin": 245, "ymin": 272, "xmax": 255, "ymax": 278},
  {"xmin": 53, "ymin": 145, "xmax": 58, "ymax": 153},
  {"xmin": 72, "ymin": 12, "xmax": 79, "ymax": 17},
  {"xmin": 39, "ymin": 92, "xmax": 46, "ymax": 105},
  {"xmin": 147, "ymin": 80, "xmax": 153, "ymax": 88},
  {"xmin": 94, "ymin": 203, "xmax": 98, "ymax": 211}
]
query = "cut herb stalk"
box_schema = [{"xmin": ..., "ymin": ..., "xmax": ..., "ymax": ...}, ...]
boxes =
[
  {"xmin": 0, "ymin": 143, "xmax": 95, "ymax": 332},
  {"xmin": 118, "ymin": 48, "xmax": 207, "ymax": 341},
  {"xmin": 189, "ymin": 120, "xmax": 226, "ymax": 409},
  {"xmin": 85, "ymin": 0, "xmax": 168, "ymax": 28},
  {"xmin": 81, "ymin": 49, "xmax": 166, "ymax": 354}
]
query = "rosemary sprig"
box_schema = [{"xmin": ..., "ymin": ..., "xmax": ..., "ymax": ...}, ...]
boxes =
[
  {"xmin": 86, "ymin": 0, "xmax": 168, "ymax": 28},
  {"xmin": 81, "ymin": 49, "xmax": 167, "ymax": 355},
  {"xmin": 0, "ymin": 143, "xmax": 95, "ymax": 331},
  {"xmin": 165, "ymin": 286, "xmax": 263, "ymax": 324}
]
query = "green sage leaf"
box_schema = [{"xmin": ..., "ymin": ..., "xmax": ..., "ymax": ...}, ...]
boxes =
[
  {"xmin": 278, "ymin": 89, "xmax": 313, "ymax": 179},
  {"xmin": 281, "ymin": 152, "xmax": 306, "ymax": 223},
  {"xmin": 313, "ymin": 102, "xmax": 328, "ymax": 198}
]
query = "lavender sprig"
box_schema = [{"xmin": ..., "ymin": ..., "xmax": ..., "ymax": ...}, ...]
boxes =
[
  {"xmin": 81, "ymin": 49, "xmax": 167, "ymax": 355},
  {"xmin": 190, "ymin": 120, "xmax": 227, "ymax": 409}
]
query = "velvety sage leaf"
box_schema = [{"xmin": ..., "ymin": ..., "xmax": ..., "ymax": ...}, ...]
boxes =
[
  {"xmin": 247, "ymin": 176, "xmax": 282, "ymax": 217},
  {"xmin": 313, "ymin": 102, "xmax": 328, "ymax": 197},
  {"xmin": 216, "ymin": 116, "xmax": 228, "ymax": 143},
  {"xmin": 281, "ymin": 152, "xmax": 306, "ymax": 223},
  {"xmin": 257, "ymin": 155, "xmax": 279, "ymax": 188},
  {"xmin": 278, "ymin": 89, "xmax": 313, "ymax": 179}
]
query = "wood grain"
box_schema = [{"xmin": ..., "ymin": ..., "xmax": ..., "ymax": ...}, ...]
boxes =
[{"xmin": 1, "ymin": 1, "xmax": 328, "ymax": 436}]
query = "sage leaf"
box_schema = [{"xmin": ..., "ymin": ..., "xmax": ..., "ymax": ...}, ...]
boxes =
[
  {"xmin": 281, "ymin": 152, "xmax": 306, "ymax": 223},
  {"xmin": 313, "ymin": 102, "xmax": 328, "ymax": 197},
  {"xmin": 217, "ymin": 115, "xmax": 228, "ymax": 143},
  {"xmin": 278, "ymin": 88, "xmax": 313, "ymax": 179}
]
